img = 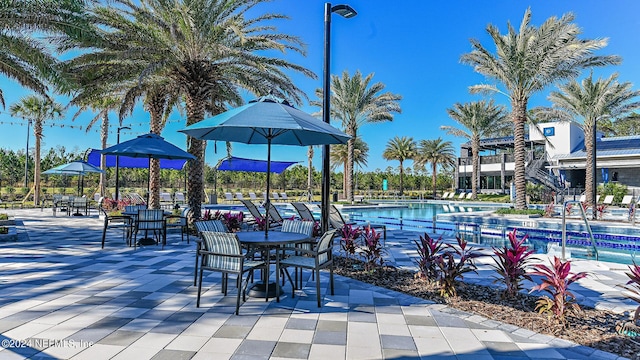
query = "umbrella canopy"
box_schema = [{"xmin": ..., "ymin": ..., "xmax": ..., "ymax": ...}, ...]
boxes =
[
  {"xmin": 101, "ymin": 133, "xmax": 195, "ymax": 205},
  {"xmin": 180, "ymin": 95, "xmax": 350, "ymax": 236},
  {"xmin": 43, "ymin": 160, "xmax": 104, "ymax": 196},
  {"xmin": 43, "ymin": 160, "xmax": 104, "ymax": 175}
]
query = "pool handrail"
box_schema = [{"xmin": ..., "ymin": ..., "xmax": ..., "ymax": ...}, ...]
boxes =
[{"xmin": 562, "ymin": 200, "xmax": 598, "ymax": 261}]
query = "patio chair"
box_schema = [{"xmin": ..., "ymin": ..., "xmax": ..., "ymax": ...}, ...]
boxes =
[
  {"xmin": 134, "ymin": 209, "xmax": 166, "ymax": 248},
  {"xmin": 193, "ymin": 219, "xmax": 227, "ymax": 285},
  {"xmin": 70, "ymin": 196, "xmax": 88, "ymax": 216},
  {"xmin": 291, "ymin": 202, "xmax": 316, "ymax": 222},
  {"xmin": 235, "ymin": 192, "xmax": 245, "ymax": 201},
  {"xmin": 174, "ymin": 192, "xmax": 186, "ymax": 204},
  {"xmin": 196, "ymin": 231, "xmax": 266, "ymax": 315},
  {"xmin": 280, "ymin": 219, "xmax": 316, "ymax": 288},
  {"xmin": 266, "ymin": 204, "xmax": 285, "ymax": 228},
  {"xmin": 278, "ymin": 229, "xmax": 338, "ymax": 307},
  {"xmin": 329, "ymin": 204, "xmax": 386, "ymax": 242},
  {"xmin": 603, "ymin": 195, "xmax": 615, "ymax": 205},
  {"xmin": 99, "ymin": 198, "xmax": 133, "ymax": 249},
  {"xmin": 239, "ymin": 200, "xmax": 267, "ymax": 228},
  {"xmin": 165, "ymin": 208, "xmax": 192, "ymax": 244}
]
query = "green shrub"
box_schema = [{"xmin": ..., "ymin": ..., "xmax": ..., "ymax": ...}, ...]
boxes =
[{"xmin": 598, "ymin": 182, "xmax": 627, "ymax": 204}]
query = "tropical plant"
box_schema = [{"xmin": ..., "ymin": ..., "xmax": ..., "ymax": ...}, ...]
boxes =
[
  {"xmin": 618, "ymin": 261, "xmax": 640, "ymax": 325},
  {"xmin": 491, "ymin": 230, "xmax": 536, "ymax": 298},
  {"xmin": 535, "ymin": 73, "xmax": 640, "ymax": 217},
  {"xmin": 443, "ymin": 100, "xmax": 508, "ymax": 200},
  {"xmin": 68, "ymin": 0, "xmax": 314, "ymax": 219},
  {"xmin": 314, "ymin": 70, "xmax": 401, "ymax": 203},
  {"xmin": 530, "ymin": 256, "xmax": 588, "ymax": 323},
  {"xmin": 340, "ymin": 224, "xmax": 361, "ymax": 260},
  {"xmin": 382, "ymin": 136, "xmax": 416, "ymax": 196},
  {"xmin": 9, "ymin": 95, "xmax": 64, "ymax": 205},
  {"xmin": 436, "ymin": 237, "xmax": 483, "ymax": 298},
  {"xmin": 461, "ymin": 8, "xmax": 620, "ymax": 210},
  {"xmin": 415, "ymin": 138, "xmax": 456, "ymax": 199},
  {"xmin": 414, "ymin": 233, "xmax": 444, "ymax": 282},
  {"xmin": 360, "ymin": 226, "xmax": 385, "ymax": 271}
]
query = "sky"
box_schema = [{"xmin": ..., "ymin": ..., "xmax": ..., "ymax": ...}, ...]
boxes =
[{"xmin": 1, "ymin": 0, "xmax": 640, "ymax": 173}]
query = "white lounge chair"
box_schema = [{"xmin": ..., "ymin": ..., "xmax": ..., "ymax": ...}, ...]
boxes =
[
  {"xmin": 602, "ymin": 195, "xmax": 614, "ymax": 205},
  {"xmin": 174, "ymin": 192, "xmax": 186, "ymax": 204},
  {"xmin": 621, "ymin": 195, "xmax": 634, "ymax": 206},
  {"xmin": 249, "ymin": 192, "xmax": 257, "ymax": 201},
  {"xmin": 579, "ymin": 194, "xmax": 586, "ymax": 203},
  {"xmin": 272, "ymin": 192, "xmax": 281, "ymax": 201},
  {"xmin": 280, "ymin": 192, "xmax": 289, "ymax": 201},
  {"xmin": 235, "ymin": 192, "xmax": 245, "ymax": 201},
  {"xmin": 465, "ymin": 192, "xmax": 473, "ymax": 200},
  {"xmin": 448, "ymin": 192, "xmax": 455, "ymax": 199},
  {"xmin": 442, "ymin": 192, "xmax": 449, "ymax": 199},
  {"xmin": 160, "ymin": 192, "xmax": 172, "ymax": 203},
  {"xmin": 458, "ymin": 192, "xmax": 466, "ymax": 199},
  {"xmin": 224, "ymin": 192, "xmax": 234, "ymax": 203},
  {"xmin": 596, "ymin": 195, "xmax": 601, "ymax": 204}
]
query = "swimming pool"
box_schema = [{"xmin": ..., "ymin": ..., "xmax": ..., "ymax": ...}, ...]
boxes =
[{"xmin": 341, "ymin": 202, "xmax": 640, "ymax": 265}]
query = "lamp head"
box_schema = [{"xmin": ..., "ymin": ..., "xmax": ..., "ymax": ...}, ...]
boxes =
[
  {"xmin": 118, "ymin": 126, "xmax": 131, "ymax": 132},
  {"xmin": 331, "ymin": 4, "xmax": 357, "ymax": 18}
]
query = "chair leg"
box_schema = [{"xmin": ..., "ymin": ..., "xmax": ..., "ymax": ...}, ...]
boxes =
[
  {"xmin": 316, "ymin": 268, "xmax": 322, "ymax": 308},
  {"xmin": 197, "ymin": 266, "xmax": 204, "ymax": 307},
  {"xmin": 330, "ymin": 266, "xmax": 334, "ymax": 296},
  {"xmin": 235, "ymin": 275, "xmax": 241, "ymax": 315},
  {"xmin": 101, "ymin": 225, "xmax": 107, "ymax": 249},
  {"xmin": 193, "ymin": 253, "xmax": 199, "ymax": 286}
]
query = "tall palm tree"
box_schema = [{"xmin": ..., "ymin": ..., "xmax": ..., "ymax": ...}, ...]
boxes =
[
  {"xmin": 382, "ymin": 136, "xmax": 416, "ymax": 196},
  {"xmin": 534, "ymin": 73, "xmax": 640, "ymax": 217},
  {"xmin": 67, "ymin": 0, "xmax": 313, "ymax": 218},
  {"xmin": 314, "ymin": 70, "xmax": 401, "ymax": 203},
  {"xmin": 443, "ymin": 100, "xmax": 508, "ymax": 200},
  {"xmin": 330, "ymin": 137, "xmax": 369, "ymax": 194},
  {"xmin": 71, "ymin": 96, "xmax": 123, "ymax": 197},
  {"xmin": 10, "ymin": 95, "xmax": 64, "ymax": 205},
  {"xmin": 461, "ymin": 8, "xmax": 620, "ymax": 209},
  {"xmin": 416, "ymin": 138, "xmax": 456, "ymax": 198}
]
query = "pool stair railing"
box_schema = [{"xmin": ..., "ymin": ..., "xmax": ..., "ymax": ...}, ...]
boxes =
[{"xmin": 562, "ymin": 200, "xmax": 598, "ymax": 261}]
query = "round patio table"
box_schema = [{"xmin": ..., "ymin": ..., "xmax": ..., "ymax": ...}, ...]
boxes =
[{"xmin": 236, "ymin": 231, "xmax": 310, "ymax": 299}]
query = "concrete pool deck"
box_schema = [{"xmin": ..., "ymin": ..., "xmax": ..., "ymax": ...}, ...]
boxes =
[{"xmin": 0, "ymin": 208, "xmax": 634, "ymax": 359}]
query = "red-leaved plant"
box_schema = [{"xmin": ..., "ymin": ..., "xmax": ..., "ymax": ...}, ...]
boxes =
[
  {"xmin": 223, "ymin": 211, "xmax": 244, "ymax": 232},
  {"xmin": 596, "ymin": 204, "xmax": 607, "ymax": 220},
  {"xmin": 414, "ymin": 233, "xmax": 444, "ymax": 282},
  {"xmin": 530, "ymin": 256, "xmax": 588, "ymax": 323},
  {"xmin": 565, "ymin": 203, "xmax": 573, "ymax": 215},
  {"xmin": 618, "ymin": 261, "xmax": 640, "ymax": 325},
  {"xmin": 436, "ymin": 237, "xmax": 483, "ymax": 297},
  {"xmin": 491, "ymin": 229, "xmax": 536, "ymax": 298},
  {"xmin": 340, "ymin": 224, "xmax": 361, "ymax": 260},
  {"xmin": 544, "ymin": 202, "xmax": 555, "ymax": 218},
  {"xmin": 360, "ymin": 227, "xmax": 385, "ymax": 271}
]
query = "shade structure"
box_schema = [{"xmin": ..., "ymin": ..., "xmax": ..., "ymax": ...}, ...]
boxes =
[
  {"xmin": 100, "ymin": 133, "xmax": 195, "ymax": 205},
  {"xmin": 180, "ymin": 95, "xmax": 350, "ymax": 236},
  {"xmin": 43, "ymin": 160, "xmax": 104, "ymax": 196},
  {"xmin": 217, "ymin": 156, "xmax": 297, "ymax": 174},
  {"xmin": 87, "ymin": 149, "xmax": 187, "ymax": 170}
]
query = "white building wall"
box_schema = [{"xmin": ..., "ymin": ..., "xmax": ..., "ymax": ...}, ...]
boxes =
[{"xmin": 529, "ymin": 121, "xmax": 584, "ymax": 158}]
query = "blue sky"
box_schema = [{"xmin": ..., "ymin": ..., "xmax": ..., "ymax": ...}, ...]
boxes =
[{"xmin": 2, "ymin": 0, "xmax": 640, "ymax": 172}]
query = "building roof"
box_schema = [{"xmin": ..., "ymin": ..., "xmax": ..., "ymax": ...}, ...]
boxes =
[
  {"xmin": 461, "ymin": 134, "xmax": 532, "ymax": 151},
  {"xmin": 553, "ymin": 135, "xmax": 640, "ymax": 160}
]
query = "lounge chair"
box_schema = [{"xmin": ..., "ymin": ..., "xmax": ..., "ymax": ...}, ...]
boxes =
[
  {"xmin": 266, "ymin": 204, "xmax": 285, "ymax": 227},
  {"xmin": 579, "ymin": 194, "xmax": 586, "ymax": 203},
  {"xmin": 603, "ymin": 195, "xmax": 614, "ymax": 205},
  {"xmin": 240, "ymin": 199, "xmax": 269, "ymax": 229},
  {"xmin": 224, "ymin": 192, "xmax": 234, "ymax": 203},
  {"xmin": 596, "ymin": 195, "xmax": 601, "ymax": 204},
  {"xmin": 329, "ymin": 204, "xmax": 386, "ymax": 241},
  {"xmin": 621, "ymin": 195, "xmax": 634, "ymax": 206},
  {"xmin": 465, "ymin": 192, "xmax": 473, "ymax": 200},
  {"xmin": 442, "ymin": 192, "xmax": 449, "ymax": 199},
  {"xmin": 174, "ymin": 192, "xmax": 186, "ymax": 204},
  {"xmin": 272, "ymin": 192, "xmax": 281, "ymax": 201},
  {"xmin": 458, "ymin": 192, "xmax": 466, "ymax": 199},
  {"xmin": 448, "ymin": 192, "xmax": 455, "ymax": 199},
  {"xmin": 291, "ymin": 202, "xmax": 316, "ymax": 222},
  {"xmin": 235, "ymin": 192, "xmax": 245, "ymax": 201},
  {"xmin": 249, "ymin": 192, "xmax": 258, "ymax": 201},
  {"xmin": 280, "ymin": 192, "xmax": 289, "ymax": 201},
  {"xmin": 160, "ymin": 192, "xmax": 172, "ymax": 204}
]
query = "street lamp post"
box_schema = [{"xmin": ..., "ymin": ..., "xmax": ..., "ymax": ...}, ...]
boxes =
[
  {"xmin": 321, "ymin": 2, "xmax": 357, "ymax": 233},
  {"xmin": 114, "ymin": 126, "xmax": 131, "ymax": 201}
]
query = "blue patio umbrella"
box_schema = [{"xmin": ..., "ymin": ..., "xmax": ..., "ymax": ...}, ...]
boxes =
[
  {"xmin": 180, "ymin": 95, "xmax": 350, "ymax": 236},
  {"xmin": 43, "ymin": 160, "xmax": 104, "ymax": 196},
  {"xmin": 100, "ymin": 133, "xmax": 195, "ymax": 204}
]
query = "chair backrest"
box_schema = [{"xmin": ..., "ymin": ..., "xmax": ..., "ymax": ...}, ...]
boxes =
[
  {"xmin": 292, "ymin": 202, "xmax": 315, "ymax": 221},
  {"xmin": 272, "ymin": 192, "xmax": 280, "ymax": 200},
  {"xmin": 621, "ymin": 195, "xmax": 634, "ymax": 205},
  {"xmin": 448, "ymin": 192, "xmax": 455, "ymax": 199},
  {"xmin": 249, "ymin": 192, "xmax": 257, "ymax": 200},
  {"xmin": 194, "ymin": 219, "xmax": 227, "ymax": 234},
  {"xmin": 280, "ymin": 192, "xmax": 288, "ymax": 200},
  {"xmin": 199, "ymin": 231, "xmax": 242, "ymax": 272},
  {"xmin": 240, "ymin": 200, "xmax": 263, "ymax": 220},
  {"xmin": 315, "ymin": 229, "xmax": 338, "ymax": 264},
  {"xmin": 137, "ymin": 209, "xmax": 165, "ymax": 230},
  {"xmin": 281, "ymin": 219, "xmax": 314, "ymax": 238},
  {"xmin": 225, "ymin": 192, "xmax": 233, "ymax": 201},
  {"xmin": 329, "ymin": 205, "xmax": 346, "ymax": 230},
  {"xmin": 267, "ymin": 204, "xmax": 284, "ymax": 223},
  {"xmin": 160, "ymin": 192, "xmax": 172, "ymax": 202},
  {"xmin": 465, "ymin": 192, "xmax": 473, "ymax": 199},
  {"xmin": 458, "ymin": 193, "xmax": 465, "ymax": 199},
  {"xmin": 603, "ymin": 195, "xmax": 614, "ymax": 204},
  {"xmin": 235, "ymin": 192, "xmax": 244, "ymax": 200},
  {"xmin": 579, "ymin": 194, "xmax": 586, "ymax": 202},
  {"xmin": 73, "ymin": 197, "xmax": 87, "ymax": 206},
  {"xmin": 175, "ymin": 192, "xmax": 185, "ymax": 203}
]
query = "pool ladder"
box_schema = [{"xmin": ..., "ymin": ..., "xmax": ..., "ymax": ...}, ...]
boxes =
[{"xmin": 562, "ymin": 200, "xmax": 599, "ymax": 261}]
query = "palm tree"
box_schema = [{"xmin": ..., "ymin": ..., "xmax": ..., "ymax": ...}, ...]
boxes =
[
  {"xmin": 314, "ymin": 70, "xmax": 401, "ymax": 203},
  {"xmin": 382, "ymin": 136, "xmax": 416, "ymax": 196},
  {"xmin": 461, "ymin": 8, "xmax": 620, "ymax": 209},
  {"xmin": 71, "ymin": 96, "xmax": 123, "ymax": 197},
  {"xmin": 534, "ymin": 73, "xmax": 640, "ymax": 217},
  {"xmin": 330, "ymin": 137, "xmax": 369, "ymax": 194},
  {"xmin": 10, "ymin": 95, "xmax": 64, "ymax": 205},
  {"xmin": 443, "ymin": 100, "xmax": 508, "ymax": 199},
  {"xmin": 415, "ymin": 138, "xmax": 456, "ymax": 198},
  {"xmin": 67, "ymin": 0, "xmax": 314, "ymax": 218}
]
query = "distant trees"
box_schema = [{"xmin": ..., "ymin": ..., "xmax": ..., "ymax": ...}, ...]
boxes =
[{"xmin": 382, "ymin": 136, "xmax": 416, "ymax": 196}]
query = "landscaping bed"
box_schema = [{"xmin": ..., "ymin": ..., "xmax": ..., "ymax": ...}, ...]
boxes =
[{"xmin": 334, "ymin": 257, "xmax": 640, "ymax": 359}]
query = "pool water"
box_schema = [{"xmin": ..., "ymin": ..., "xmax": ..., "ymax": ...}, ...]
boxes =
[{"xmin": 342, "ymin": 202, "xmax": 640, "ymax": 265}]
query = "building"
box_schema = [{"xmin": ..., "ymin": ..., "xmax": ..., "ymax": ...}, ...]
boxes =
[{"xmin": 455, "ymin": 121, "xmax": 640, "ymax": 194}]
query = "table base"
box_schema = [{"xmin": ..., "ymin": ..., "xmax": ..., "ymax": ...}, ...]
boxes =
[
  {"xmin": 247, "ymin": 282, "xmax": 281, "ymax": 298},
  {"xmin": 137, "ymin": 237, "xmax": 157, "ymax": 246}
]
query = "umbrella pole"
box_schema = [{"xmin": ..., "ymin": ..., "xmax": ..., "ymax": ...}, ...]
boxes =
[
  {"xmin": 147, "ymin": 157, "xmax": 151, "ymax": 206},
  {"xmin": 265, "ymin": 138, "xmax": 272, "ymax": 237}
]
